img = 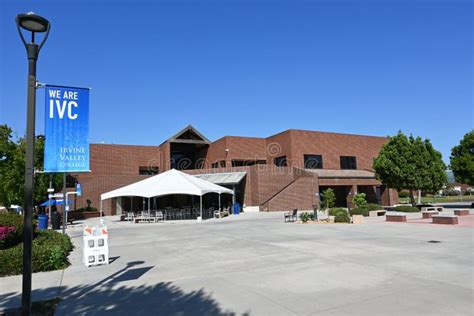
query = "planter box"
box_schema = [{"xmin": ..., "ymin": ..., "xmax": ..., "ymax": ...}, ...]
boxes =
[
  {"xmin": 82, "ymin": 211, "xmax": 102, "ymax": 219},
  {"xmin": 453, "ymin": 209, "xmax": 469, "ymax": 216}
]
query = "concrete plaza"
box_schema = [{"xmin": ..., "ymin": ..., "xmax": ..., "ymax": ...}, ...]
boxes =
[{"xmin": 1, "ymin": 209, "xmax": 473, "ymax": 315}]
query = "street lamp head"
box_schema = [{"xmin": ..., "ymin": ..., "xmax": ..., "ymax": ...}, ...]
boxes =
[
  {"xmin": 16, "ymin": 12, "xmax": 50, "ymax": 33},
  {"xmin": 16, "ymin": 12, "xmax": 51, "ymax": 59}
]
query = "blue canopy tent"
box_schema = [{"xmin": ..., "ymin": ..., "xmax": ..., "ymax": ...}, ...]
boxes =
[{"xmin": 39, "ymin": 199, "xmax": 72, "ymax": 207}]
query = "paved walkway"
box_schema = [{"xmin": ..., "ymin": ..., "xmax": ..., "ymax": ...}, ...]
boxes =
[{"xmin": 1, "ymin": 210, "xmax": 473, "ymax": 315}]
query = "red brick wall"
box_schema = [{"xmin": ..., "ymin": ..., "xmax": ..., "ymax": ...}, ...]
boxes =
[
  {"xmin": 265, "ymin": 131, "xmax": 293, "ymax": 164},
  {"xmin": 289, "ymin": 130, "xmax": 388, "ymax": 170},
  {"xmin": 75, "ymin": 144, "xmax": 161, "ymax": 215}
]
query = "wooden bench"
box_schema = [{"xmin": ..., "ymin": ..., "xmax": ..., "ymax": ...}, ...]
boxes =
[
  {"xmin": 453, "ymin": 209, "xmax": 469, "ymax": 216},
  {"xmin": 369, "ymin": 210, "xmax": 386, "ymax": 217},
  {"xmin": 432, "ymin": 215, "xmax": 458, "ymax": 225},
  {"xmin": 421, "ymin": 210, "xmax": 439, "ymax": 219},
  {"xmin": 386, "ymin": 213, "xmax": 407, "ymax": 222}
]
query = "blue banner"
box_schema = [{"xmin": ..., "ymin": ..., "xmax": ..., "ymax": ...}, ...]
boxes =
[{"xmin": 44, "ymin": 85, "xmax": 90, "ymax": 172}]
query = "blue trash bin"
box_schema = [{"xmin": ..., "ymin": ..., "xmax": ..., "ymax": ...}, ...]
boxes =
[
  {"xmin": 38, "ymin": 214, "xmax": 49, "ymax": 230},
  {"xmin": 233, "ymin": 203, "xmax": 240, "ymax": 215}
]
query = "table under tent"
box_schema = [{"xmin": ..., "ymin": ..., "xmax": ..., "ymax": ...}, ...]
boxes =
[{"xmin": 100, "ymin": 169, "xmax": 234, "ymax": 221}]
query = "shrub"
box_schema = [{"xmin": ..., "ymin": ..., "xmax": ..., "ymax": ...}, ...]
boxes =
[
  {"xmin": 0, "ymin": 230, "xmax": 73, "ymax": 277},
  {"xmin": 299, "ymin": 212, "xmax": 314, "ymax": 223},
  {"xmin": 352, "ymin": 193, "xmax": 367, "ymax": 208},
  {"xmin": 393, "ymin": 205, "xmax": 419, "ymax": 213},
  {"xmin": 328, "ymin": 208, "xmax": 346, "ymax": 216},
  {"xmin": 398, "ymin": 191, "xmax": 411, "ymax": 198},
  {"xmin": 321, "ymin": 188, "xmax": 336, "ymax": 209},
  {"xmin": 72, "ymin": 207, "xmax": 99, "ymax": 212},
  {"xmin": 334, "ymin": 211, "xmax": 350, "ymax": 223},
  {"xmin": 349, "ymin": 207, "xmax": 369, "ymax": 217},
  {"xmin": 0, "ymin": 213, "xmax": 24, "ymax": 249},
  {"xmin": 364, "ymin": 203, "xmax": 384, "ymax": 211},
  {"xmin": 349, "ymin": 204, "xmax": 384, "ymax": 217}
]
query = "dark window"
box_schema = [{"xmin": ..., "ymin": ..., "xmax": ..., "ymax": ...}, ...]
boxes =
[
  {"xmin": 340, "ymin": 156, "xmax": 357, "ymax": 169},
  {"xmin": 219, "ymin": 160, "xmax": 226, "ymax": 168},
  {"xmin": 65, "ymin": 175, "xmax": 77, "ymax": 188},
  {"xmin": 211, "ymin": 162, "xmax": 218, "ymax": 168},
  {"xmin": 232, "ymin": 160, "xmax": 267, "ymax": 167},
  {"xmin": 274, "ymin": 156, "xmax": 288, "ymax": 167},
  {"xmin": 139, "ymin": 166, "xmax": 159, "ymax": 175},
  {"xmin": 304, "ymin": 154, "xmax": 323, "ymax": 169}
]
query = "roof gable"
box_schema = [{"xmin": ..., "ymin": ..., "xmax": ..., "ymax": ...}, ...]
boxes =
[{"xmin": 165, "ymin": 125, "xmax": 210, "ymax": 144}]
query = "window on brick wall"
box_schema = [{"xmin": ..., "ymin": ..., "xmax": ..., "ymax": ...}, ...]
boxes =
[
  {"xmin": 211, "ymin": 162, "xmax": 218, "ymax": 168},
  {"xmin": 340, "ymin": 156, "xmax": 357, "ymax": 169},
  {"xmin": 219, "ymin": 160, "xmax": 226, "ymax": 168},
  {"xmin": 274, "ymin": 156, "xmax": 288, "ymax": 167},
  {"xmin": 139, "ymin": 166, "xmax": 159, "ymax": 175},
  {"xmin": 304, "ymin": 154, "xmax": 323, "ymax": 169},
  {"xmin": 232, "ymin": 160, "xmax": 267, "ymax": 167},
  {"xmin": 65, "ymin": 175, "xmax": 77, "ymax": 188}
]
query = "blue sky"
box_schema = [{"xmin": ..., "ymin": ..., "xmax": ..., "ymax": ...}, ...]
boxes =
[{"xmin": 1, "ymin": 0, "xmax": 472, "ymax": 163}]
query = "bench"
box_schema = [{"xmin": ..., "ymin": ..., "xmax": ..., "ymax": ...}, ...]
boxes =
[
  {"xmin": 453, "ymin": 209, "xmax": 470, "ymax": 216},
  {"xmin": 386, "ymin": 213, "xmax": 407, "ymax": 222},
  {"xmin": 421, "ymin": 210, "xmax": 439, "ymax": 219},
  {"xmin": 368, "ymin": 210, "xmax": 386, "ymax": 217},
  {"xmin": 214, "ymin": 210, "xmax": 229, "ymax": 219},
  {"xmin": 284, "ymin": 209, "xmax": 298, "ymax": 222},
  {"xmin": 421, "ymin": 206, "xmax": 444, "ymax": 213},
  {"xmin": 134, "ymin": 216, "xmax": 156, "ymax": 223},
  {"xmin": 432, "ymin": 215, "xmax": 458, "ymax": 225}
]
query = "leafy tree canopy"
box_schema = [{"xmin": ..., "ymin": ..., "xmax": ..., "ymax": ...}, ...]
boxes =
[
  {"xmin": 450, "ymin": 130, "xmax": 474, "ymax": 186},
  {"xmin": 0, "ymin": 124, "xmax": 63, "ymax": 207},
  {"xmin": 373, "ymin": 131, "xmax": 447, "ymax": 195}
]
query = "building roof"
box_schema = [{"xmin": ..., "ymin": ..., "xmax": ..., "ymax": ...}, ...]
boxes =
[
  {"xmin": 193, "ymin": 172, "xmax": 247, "ymax": 185},
  {"xmin": 305, "ymin": 169, "xmax": 376, "ymax": 179},
  {"xmin": 161, "ymin": 125, "xmax": 211, "ymax": 145}
]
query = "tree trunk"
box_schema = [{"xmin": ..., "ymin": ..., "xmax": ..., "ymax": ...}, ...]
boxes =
[{"xmin": 409, "ymin": 189, "xmax": 416, "ymax": 206}]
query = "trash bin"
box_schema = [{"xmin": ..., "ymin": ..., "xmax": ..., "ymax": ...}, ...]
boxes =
[
  {"xmin": 51, "ymin": 212, "xmax": 61, "ymax": 230},
  {"xmin": 232, "ymin": 203, "xmax": 240, "ymax": 215},
  {"xmin": 38, "ymin": 214, "xmax": 48, "ymax": 230}
]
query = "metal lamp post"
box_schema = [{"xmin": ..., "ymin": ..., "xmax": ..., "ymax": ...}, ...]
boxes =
[{"xmin": 16, "ymin": 12, "xmax": 50, "ymax": 315}]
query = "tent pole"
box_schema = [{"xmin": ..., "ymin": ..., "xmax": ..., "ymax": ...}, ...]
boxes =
[
  {"xmin": 131, "ymin": 197, "xmax": 133, "ymax": 213},
  {"xmin": 100, "ymin": 200, "xmax": 102, "ymax": 218},
  {"xmin": 200, "ymin": 195, "xmax": 203, "ymax": 221},
  {"xmin": 148, "ymin": 198, "xmax": 150, "ymax": 216},
  {"xmin": 218, "ymin": 194, "xmax": 221, "ymax": 211}
]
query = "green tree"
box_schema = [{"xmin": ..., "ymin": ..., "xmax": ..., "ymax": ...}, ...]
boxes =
[
  {"xmin": 0, "ymin": 124, "xmax": 63, "ymax": 207},
  {"xmin": 450, "ymin": 131, "xmax": 474, "ymax": 186},
  {"xmin": 373, "ymin": 131, "xmax": 447, "ymax": 204},
  {"xmin": 352, "ymin": 193, "xmax": 367, "ymax": 208},
  {"xmin": 321, "ymin": 188, "xmax": 336, "ymax": 209}
]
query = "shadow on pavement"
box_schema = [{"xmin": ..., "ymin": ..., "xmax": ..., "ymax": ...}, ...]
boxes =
[{"xmin": 0, "ymin": 260, "xmax": 248, "ymax": 316}]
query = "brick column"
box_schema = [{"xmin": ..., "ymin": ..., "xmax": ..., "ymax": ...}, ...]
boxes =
[{"xmin": 346, "ymin": 185, "xmax": 357, "ymax": 209}]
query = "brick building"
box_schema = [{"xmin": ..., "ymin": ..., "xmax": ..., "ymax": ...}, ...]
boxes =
[{"xmin": 71, "ymin": 125, "xmax": 398, "ymax": 215}]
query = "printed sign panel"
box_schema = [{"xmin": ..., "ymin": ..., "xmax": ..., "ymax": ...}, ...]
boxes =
[{"xmin": 44, "ymin": 85, "xmax": 90, "ymax": 172}]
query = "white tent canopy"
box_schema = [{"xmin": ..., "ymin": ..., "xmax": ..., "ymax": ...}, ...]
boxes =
[
  {"xmin": 101, "ymin": 169, "xmax": 233, "ymax": 220},
  {"xmin": 101, "ymin": 168, "xmax": 233, "ymax": 201}
]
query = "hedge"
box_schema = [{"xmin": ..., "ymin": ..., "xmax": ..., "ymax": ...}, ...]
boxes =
[
  {"xmin": 0, "ymin": 213, "xmax": 24, "ymax": 249},
  {"xmin": 328, "ymin": 208, "xmax": 346, "ymax": 216},
  {"xmin": 349, "ymin": 204, "xmax": 384, "ymax": 217},
  {"xmin": 334, "ymin": 211, "xmax": 350, "ymax": 223},
  {"xmin": 0, "ymin": 230, "xmax": 73, "ymax": 277},
  {"xmin": 328, "ymin": 208, "xmax": 351, "ymax": 223},
  {"xmin": 349, "ymin": 207, "xmax": 369, "ymax": 217},
  {"xmin": 393, "ymin": 205, "xmax": 419, "ymax": 213}
]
